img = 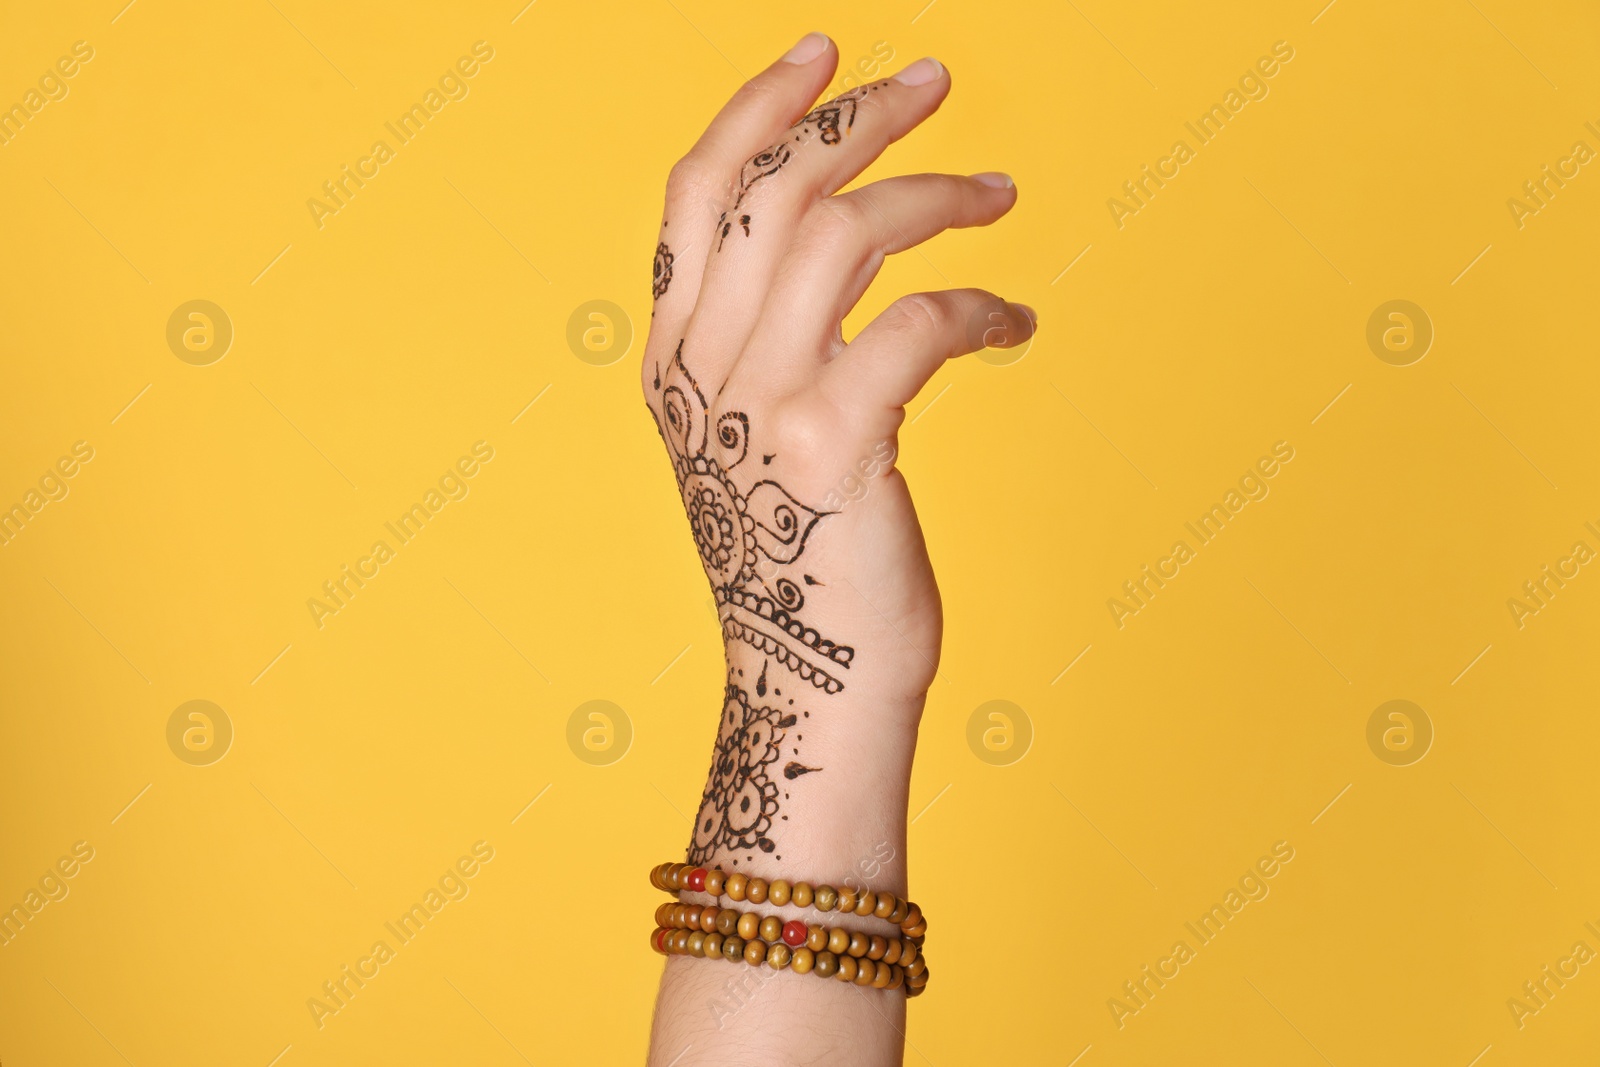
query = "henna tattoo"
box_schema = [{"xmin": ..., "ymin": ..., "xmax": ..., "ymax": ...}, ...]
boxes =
[
  {"xmin": 714, "ymin": 84, "xmax": 883, "ymax": 251},
  {"xmin": 688, "ymin": 666, "xmax": 799, "ymax": 865},
  {"xmin": 650, "ymin": 342, "xmax": 854, "ymax": 694},
  {"xmin": 652, "ymin": 240, "xmax": 673, "ymax": 301}
]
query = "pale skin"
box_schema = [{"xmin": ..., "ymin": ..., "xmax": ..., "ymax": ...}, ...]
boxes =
[{"xmin": 642, "ymin": 32, "xmax": 1034, "ymax": 1066}]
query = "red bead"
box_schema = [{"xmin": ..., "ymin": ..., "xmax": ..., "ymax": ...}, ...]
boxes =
[
  {"xmin": 655, "ymin": 928, "xmax": 669, "ymax": 953},
  {"xmin": 782, "ymin": 920, "xmax": 808, "ymax": 947},
  {"xmin": 687, "ymin": 867, "xmax": 708, "ymax": 892}
]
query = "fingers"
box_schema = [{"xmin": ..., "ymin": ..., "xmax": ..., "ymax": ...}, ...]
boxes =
[
  {"xmin": 651, "ymin": 33, "xmax": 841, "ymax": 337},
  {"xmin": 753, "ymin": 172, "xmax": 1017, "ymax": 362},
  {"xmin": 821, "ymin": 289, "xmax": 1036, "ymax": 414},
  {"xmin": 686, "ymin": 57, "xmax": 953, "ymax": 371}
]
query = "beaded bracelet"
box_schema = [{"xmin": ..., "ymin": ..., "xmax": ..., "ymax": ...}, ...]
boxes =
[
  {"xmin": 650, "ymin": 925, "xmax": 929, "ymax": 995},
  {"xmin": 654, "ymin": 902, "xmax": 923, "ymax": 968},
  {"xmin": 649, "ymin": 863, "xmax": 928, "ymax": 940}
]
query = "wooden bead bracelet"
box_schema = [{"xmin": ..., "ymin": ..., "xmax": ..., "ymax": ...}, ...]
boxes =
[
  {"xmin": 649, "ymin": 863, "xmax": 928, "ymax": 940},
  {"xmin": 650, "ymin": 924, "xmax": 929, "ymax": 995},
  {"xmin": 654, "ymin": 901, "xmax": 923, "ymax": 969}
]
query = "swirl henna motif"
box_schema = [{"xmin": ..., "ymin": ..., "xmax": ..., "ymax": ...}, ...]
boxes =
[
  {"xmin": 651, "ymin": 343, "xmax": 854, "ymax": 695},
  {"xmin": 715, "ymin": 83, "xmax": 882, "ymax": 250}
]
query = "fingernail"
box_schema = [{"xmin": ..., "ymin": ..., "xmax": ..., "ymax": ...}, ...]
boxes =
[
  {"xmin": 781, "ymin": 32, "xmax": 830, "ymax": 65},
  {"xmin": 893, "ymin": 57, "xmax": 944, "ymax": 86},
  {"xmin": 972, "ymin": 171, "xmax": 1014, "ymax": 189}
]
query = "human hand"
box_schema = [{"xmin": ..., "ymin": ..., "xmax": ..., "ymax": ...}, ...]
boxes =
[{"xmin": 642, "ymin": 35, "xmax": 1035, "ymax": 794}]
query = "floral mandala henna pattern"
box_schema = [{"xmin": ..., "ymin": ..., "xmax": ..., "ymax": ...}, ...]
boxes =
[
  {"xmin": 714, "ymin": 83, "xmax": 883, "ymax": 250},
  {"xmin": 688, "ymin": 666, "xmax": 799, "ymax": 864},
  {"xmin": 652, "ymin": 240, "xmax": 673, "ymax": 301},
  {"xmin": 650, "ymin": 343, "xmax": 854, "ymax": 694}
]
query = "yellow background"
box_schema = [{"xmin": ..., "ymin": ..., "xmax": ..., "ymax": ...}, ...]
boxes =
[{"xmin": 2, "ymin": 0, "xmax": 1597, "ymax": 1063}]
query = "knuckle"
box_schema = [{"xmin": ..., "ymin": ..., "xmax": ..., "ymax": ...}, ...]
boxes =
[
  {"xmin": 806, "ymin": 199, "xmax": 862, "ymax": 254},
  {"xmin": 888, "ymin": 292, "xmax": 949, "ymax": 335},
  {"xmin": 665, "ymin": 155, "xmax": 713, "ymax": 201}
]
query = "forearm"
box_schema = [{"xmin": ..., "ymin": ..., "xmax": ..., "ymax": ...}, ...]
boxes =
[{"xmin": 647, "ymin": 649, "xmax": 923, "ymax": 1066}]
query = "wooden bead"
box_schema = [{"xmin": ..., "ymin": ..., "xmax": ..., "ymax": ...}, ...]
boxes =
[
  {"xmin": 725, "ymin": 873, "xmax": 748, "ymax": 902},
  {"xmin": 791, "ymin": 882, "xmax": 813, "ymax": 909},
  {"xmin": 806, "ymin": 925, "xmax": 828, "ymax": 952},
  {"xmin": 722, "ymin": 936, "xmax": 744, "ymax": 962},
  {"xmin": 704, "ymin": 932, "xmax": 723, "ymax": 958},
  {"xmin": 888, "ymin": 899, "xmax": 909, "ymax": 925},
  {"xmin": 705, "ymin": 869, "xmax": 725, "ymax": 896},
  {"xmin": 759, "ymin": 916, "xmax": 782, "ymax": 943},
  {"xmin": 736, "ymin": 912, "xmax": 759, "ymax": 940},
  {"xmin": 854, "ymin": 891, "xmax": 876, "ymax": 917},
  {"xmin": 871, "ymin": 959, "xmax": 893, "ymax": 988},
  {"xmin": 792, "ymin": 947, "xmax": 815, "ymax": 974},
  {"xmin": 827, "ymin": 928, "xmax": 850, "ymax": 955},
  {"xmin": 716, "ymin": 909, "xmax": 738, "ymax": 936},
  {"xmin": 814, "ymin": 950, "xmax": 838, "ymax": 978},
  {"xmin": 905, "ymin": 955, "xmax": 926, "ymax": 978},
  {"xmin": 847, "ymin": 931, "xmax": 869, "ymax": 958},
  {"xmin": 900, "ymin": 941, "xmax": 917, "ymax": 969},
  {"xmin": 836, "ymin": 955, "xmax": 858, "ymax": 982},
  {"xmin": 874, "ymin": 893, "xmax": 896, "ymax": 920},
  {"xmin": 902, "ymin": 903, "xmax": 923, "ymax": 930},
  {"xmin": 886, "ymin": 964, "xmax": 904, "ymax": 990},
  {"xmin": 654, "ymin": 902, "xmax": 674, "ymax": 927},
  {"xmin": 814, "ymin": 885, "xmax": 838, "ymax": 912},
  {"xmin": 687, "ymin": 931, "xmax": 707, "ymax": 957},
  {"xmin": 836, "ymin": 887, "xmax": 857, "ymax": 914},
  {"xmin": 854, "ymin": 958, "xmax": 876, "ymax": 985},
  {"xmin": 700, "ymin": 905, "xmax": 720, "ymax": 932},
  {"xmin": 883, "ymin": 938, "xmax": 903, "ymax": 964},
  {"xmin": 867, "ymin": 935, "xmax": 888, "ymax": 961},
  {"xmin": 743, "ymin": 939, "xmax": 766, "ymax": 966},
  {"xmin": 768, "ymin": 879, "xmax": 791, "ymax": 907},
  {"xmin": 766, "ymin": 942, "xmax": 791, "ymax": 969},
  {"xmin": 668, "ymin": 863, "xmax": 688, "ymax": 889},
  {"xmin": 903, "ymin": 918, "xmax": 927, "ymax": 938},
  {"xmin": 670, "ymin": 929, "xmax": 691, "ymax": 953},
  {"xmin": 746, "ymin": 877, "xmax": 768, "ymax": 905}
]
